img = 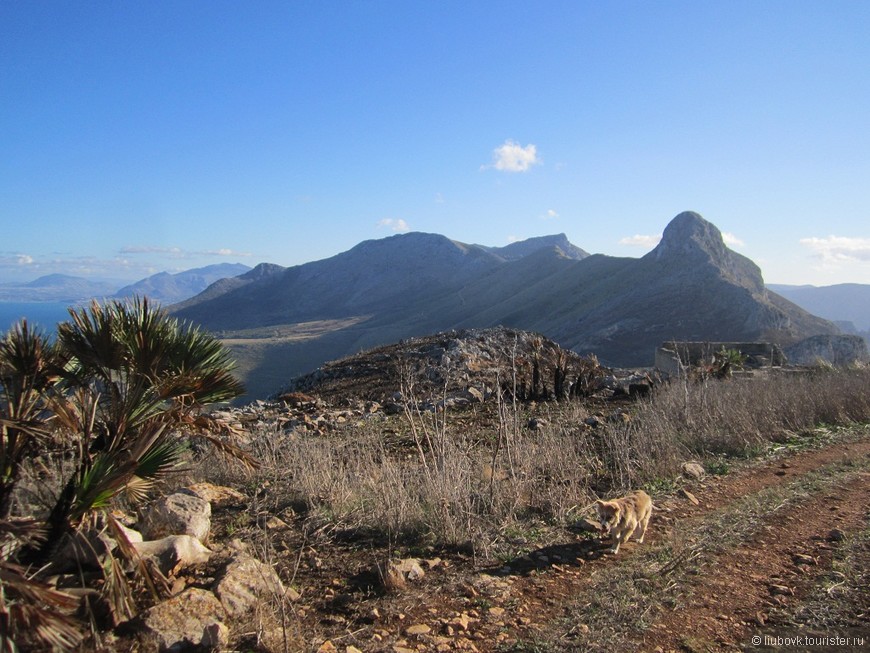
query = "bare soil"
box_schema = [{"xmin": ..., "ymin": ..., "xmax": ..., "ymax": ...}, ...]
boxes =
[{"xmin": 219, "ymin": 426, "xmax": 870, "ymax": 652}]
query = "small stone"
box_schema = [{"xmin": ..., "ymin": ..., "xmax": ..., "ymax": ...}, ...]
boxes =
[
  {"xmin": 317, "ymin": 641, "xmax": 337, "ymax": 653},
  {"xmin": 452, "ymin": 613, "xmax": 472, "ymax": 631},
  {"xmin": 488, "ymin": 607, "xmax": 505, "ymax": 618},
  {"xmin": 679, "ymin": 488, "xmax": 700, "ymax": 505},
  {"xmin": 769, "ymin": 584, "xmax": 794, "ymax": 596},
  {"xmin": 681, "ymin": 461, "xmax": 705, "ymax": 479},
  {"xmin": 406, "ymin": 623, "xmax": 431, "ymax": 636}
]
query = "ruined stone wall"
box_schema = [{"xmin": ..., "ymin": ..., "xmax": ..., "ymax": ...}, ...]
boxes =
[{"xmin": 655, "ymin": 341, "xmax": 786, "ymax": 376}]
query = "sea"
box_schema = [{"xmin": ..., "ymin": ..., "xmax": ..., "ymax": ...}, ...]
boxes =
[{"xmin": 0, "ymin": 302, "xmax": 80, "ymax": 334}]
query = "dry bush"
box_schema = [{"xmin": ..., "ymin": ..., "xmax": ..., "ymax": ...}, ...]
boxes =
[{"xmin": 624, "ymin": 366, "xmax": 870, "ymax": 463}]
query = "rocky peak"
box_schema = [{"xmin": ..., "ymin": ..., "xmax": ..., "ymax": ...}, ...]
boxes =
[
  {"xmin": 647, "ymin": 211, "xmax": 729, "ymax": 263},
  {"xmin": 241, "ymin": 263, "xmax": 285, "ymax": 281},
  {"xmin": 645, "ymin": 211, "xmax": 763, "ymax": 291}
]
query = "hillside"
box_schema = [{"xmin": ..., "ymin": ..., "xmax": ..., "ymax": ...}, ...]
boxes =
[{"xmin": 171, "ymin": 212, "xmax": 839, "ymax": 400}]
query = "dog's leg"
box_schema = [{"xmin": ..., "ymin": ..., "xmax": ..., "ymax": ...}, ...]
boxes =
[
  {"xmin": 636, "ymin": 512, "xmax": 651, "ymax": 544},
  {"xmin": 610, "ymin": 532, "xmax": 622, "ymax": 553}
]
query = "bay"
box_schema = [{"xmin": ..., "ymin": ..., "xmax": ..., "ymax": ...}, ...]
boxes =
[{"xmin": 0, "ymin": 302, "xmax": 78, "ymax": 333}]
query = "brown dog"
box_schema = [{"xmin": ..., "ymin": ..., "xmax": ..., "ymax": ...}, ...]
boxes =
[{"xmin": 594, "ymin": 490, "xmax": 652, "ymax": 554}]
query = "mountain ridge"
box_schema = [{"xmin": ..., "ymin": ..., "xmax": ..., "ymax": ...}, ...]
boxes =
[{"xmin": 169, "ymin": 212, "xmax": 840, "ymax": 399}]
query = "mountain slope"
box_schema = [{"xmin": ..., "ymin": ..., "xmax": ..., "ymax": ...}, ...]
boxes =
[
  {"xmin": 172, "ymin": 233, "xmax": 505, "ymax": 331},
  {"xmin": 171, "ymin": 214, "xmax": 840, "ymax": 398}
]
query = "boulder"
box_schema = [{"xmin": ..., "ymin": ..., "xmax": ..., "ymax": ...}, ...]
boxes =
[
  {"xmin": 132, "ymin": 535, "xmax": 212, "ymax": 576},
  {"xmin": 127, "ymin": 588, "xmax": 226, "ymax": 651},
  {"xmin": 142, "ymin": 492, "xmax": 211, "ymax": 543},
  {"xmin": 213, "ymin": 553, "xmax": 285, "ymax": 618}
]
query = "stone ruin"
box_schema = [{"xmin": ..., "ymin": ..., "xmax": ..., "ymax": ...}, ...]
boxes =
[
  {"xmin": 654, "ymin": 341, "xmax": 786, "ymax": 377},
  {"xmin": 655, "ymin": 335, "xmax": 869, "ymax": 377}
]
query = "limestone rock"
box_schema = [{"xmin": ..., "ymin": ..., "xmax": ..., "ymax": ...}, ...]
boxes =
[
  {"xmin": 129, "ymin": 588, "xmax": 226, "ymax": 651},
  {"xmin": 142, "ymin": 492, "xmax": 211, "ymax": 543},
  {"xmin": 681, "ymin": 461, "xmax": 706, "ymax": 480},
  {"xmin": 132, "ymin": 535, "xmax": 212, "ymax": 576},
  {"xmin": 380, "ymin": 558, "xmax": 426, "ymax": 591},
  {"xmin": 784, "ymin": 334, "xmax": 869, "ymax": 367},
  {"xmin": 213, "ymin": 552, "xmax": 285, "ymax": 618}
]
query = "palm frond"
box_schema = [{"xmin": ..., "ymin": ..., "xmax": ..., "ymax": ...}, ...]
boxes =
[
  {"xmin": 71, "ymin": 453, "xmax": 137, "ymax": 520},
  {"xmin": 0, "ymin": 561, "xmax": 82, "ymax": 651}
]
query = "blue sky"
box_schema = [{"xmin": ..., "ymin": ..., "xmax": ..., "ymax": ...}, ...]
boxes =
[{"xmin": 2, "ymin": 1, "xmax": 869, "ymax": 285}]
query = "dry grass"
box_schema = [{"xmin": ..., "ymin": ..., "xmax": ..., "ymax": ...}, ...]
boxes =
[{"xmin": 203, "ymin": 366, "xmax": 870, "ymax": 557}]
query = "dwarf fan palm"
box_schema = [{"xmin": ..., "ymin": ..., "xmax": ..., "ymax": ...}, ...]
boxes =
[
  {"xmin": 37, "ymin": 297, "xmax": 248, "ymax": 559},
  {"xmin": 0, "ymin": 321, "xmax": 64, "ymax": 519}
]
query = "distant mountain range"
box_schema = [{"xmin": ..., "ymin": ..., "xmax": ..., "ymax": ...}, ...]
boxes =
[
  {"xmin": 170, "ymin": 212, "xmax": 841, "ymax": 399},
  {"xmin": 0, "ymin": 263, "xmax": 251, "ymax": 304},
  {"xmin": 113, "ymin": 263, "xmax": 251, "ymax": 304},
  {"xmin": 767, "ymin": 283, "xmax": 870, "ymax": 332},
  {"xmin": 0, "ymin": 274, "xmax": 119, "ymax": 302}
]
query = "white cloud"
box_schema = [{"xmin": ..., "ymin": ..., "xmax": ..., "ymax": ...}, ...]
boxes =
[
  {"xmin": 120, "ymin": 246, "xmax": 250, "ymax": 259},
  {"xmin": 377, "ymin": 218, "xmax": 410, "ymax": 233},
  {"xmin": 205, "ymin": 248, "xmax": 251, "ymax": 257},
  {"xmin": 121, "ymin": 245, "xmax": 184, "ymax": 257},
  {"xmin": 619, "ymin": 234, "xmax": 661, "ymax": 248},
  {"xmin": 722, "ymin": 232, "xmax": 745, "ymax": 247},
  {"xmin": 799, "ymin": 235, "xmax": 870, "ymax": 262},
  {"xmin": 540, "ymin": 209, "xmax": 559, "ymax": 220},
  {"xmin": 483, "ymin": 140, "xmax": 541, "ymax": 173},
  {"xmin": 0, "ymin": 253, "xmax": 35, "ymax": 268}
]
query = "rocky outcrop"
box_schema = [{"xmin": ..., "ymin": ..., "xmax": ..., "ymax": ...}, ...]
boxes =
[
  {"xmin": 784, "ymin": 334, "xmax": 869, "ymax": 366},
  {"xmin": 284, "ymin": 327, "xmax": 606, "ymax": 405}
]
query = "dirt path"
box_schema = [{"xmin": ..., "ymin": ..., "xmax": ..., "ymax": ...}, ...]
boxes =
[
  {"xmin": 640, "ymin": 471, "xmax": 870, "ymax": 652},
  {"xmin": 277, "ymin": 430, "xmax": 870, "ymax": 652},
  {"xmin": 459, "ymin": 432, "xmax": 870, "ymax": 652}
]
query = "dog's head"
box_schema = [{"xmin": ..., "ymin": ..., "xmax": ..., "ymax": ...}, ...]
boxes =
[{"xmin": 594, "ymin": 499, "xmax": 621, "ymax": 535}]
